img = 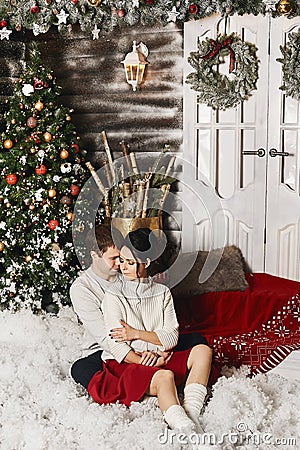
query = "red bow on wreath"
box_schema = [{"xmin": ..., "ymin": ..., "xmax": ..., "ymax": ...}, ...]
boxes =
[{"xmin": 202, "ymin": 37, "xmax": 236, "ymax": 73}]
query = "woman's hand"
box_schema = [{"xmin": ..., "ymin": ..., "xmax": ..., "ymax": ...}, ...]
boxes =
[
  {"xmin": 110, "ymin": 319, "xmax": 139, "ymax": 342},
  {"xmin": 138, "ymin": 351, "xmax": 159, "ymax": 366}
]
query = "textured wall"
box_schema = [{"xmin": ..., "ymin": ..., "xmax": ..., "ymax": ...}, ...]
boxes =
[
  {"xmin": 0, "ymin": 24, "xmax": 184, "ymax": 242},
  {"xmin": 31, "ymin": 24, "xmax": 184, "ymax": 165}
]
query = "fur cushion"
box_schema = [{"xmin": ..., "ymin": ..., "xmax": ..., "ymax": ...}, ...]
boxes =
[{"xmin": 171, "ymin": 245, "xmax": 249, "ymax": 299}]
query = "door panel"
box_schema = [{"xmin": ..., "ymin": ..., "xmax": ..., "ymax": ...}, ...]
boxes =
[
  {"xmin": 183, "ymin": 14, "xmax": 269, "ymax": 271},
  {"xmin": 266, "ymin": 17, "xmax": 300, "ymax": 281}
]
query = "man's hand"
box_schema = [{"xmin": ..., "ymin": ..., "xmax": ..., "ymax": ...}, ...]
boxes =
[
  {"xmin": 154, "ymin": 350, "xmax": 173, "ymax": 367},
  {"xmin": 110, "ymin": 319, "xmax": 139, "ymax": 342}
]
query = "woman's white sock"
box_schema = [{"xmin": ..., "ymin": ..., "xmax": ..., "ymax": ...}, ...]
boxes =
[
  {"xmin": 182, "ymin": 383, "xmax": 207, "ymax": 433},
  {"xmin": 163, "ymin": 404, "xmax": 196, "ymax": 433}
]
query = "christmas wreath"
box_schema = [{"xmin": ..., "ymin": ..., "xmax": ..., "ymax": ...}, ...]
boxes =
[
  {"xmin": 186, "ymin": 33, "xmax": 259, "ymax": 110},
  {"xmin": 277, "ymin": 27, "xmax": 300, "ymax": 100}
]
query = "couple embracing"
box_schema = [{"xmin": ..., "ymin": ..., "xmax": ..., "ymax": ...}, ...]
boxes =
[{"xmin": 70, "ymin": 224, "xmax": 213, "ymax": 434}]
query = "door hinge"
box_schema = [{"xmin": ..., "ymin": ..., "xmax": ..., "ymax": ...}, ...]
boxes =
[{"xmin": 264, "ymin": 227, "xmax": 267, "ymax": 244}]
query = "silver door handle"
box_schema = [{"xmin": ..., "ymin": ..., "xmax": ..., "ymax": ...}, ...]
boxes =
[
  {"xmin": 269, "ymin": 148, "xmax": 290, "ymax": 157},
  {"xmin": 242, "ymin": 148, "xmax": 265, "ymax": 157}
]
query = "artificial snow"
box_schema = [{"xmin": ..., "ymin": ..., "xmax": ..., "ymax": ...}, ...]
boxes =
[{"xmin": 0, "ymin": 307, "xmax": 299, "ymax": 450}]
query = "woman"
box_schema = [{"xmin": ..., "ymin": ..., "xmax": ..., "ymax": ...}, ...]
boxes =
[{"xmin": 87, "ymin": 228, "xmax": 212, "ymax": 433}]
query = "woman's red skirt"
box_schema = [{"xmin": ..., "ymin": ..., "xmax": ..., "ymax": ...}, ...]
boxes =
[{"xmin": 87, "ymin": 348, "xmax": 192, "ymax": 407}]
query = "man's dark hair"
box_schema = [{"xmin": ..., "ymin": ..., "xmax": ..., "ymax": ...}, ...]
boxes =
[{"xmin": 85, "ymin": 224, "xmax": 115, "ymax": 255}]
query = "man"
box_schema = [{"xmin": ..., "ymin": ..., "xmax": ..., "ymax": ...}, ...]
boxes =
[
  {"xmin": 70, "ymin": 224, "xmax": 209, "ymax": 390},
  {"xmin": 70, "ymin": 224, "xmax": 122, "ymax": 389}
]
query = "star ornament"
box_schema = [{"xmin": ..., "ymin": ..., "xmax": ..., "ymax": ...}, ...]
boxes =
[
  {"xmin": 0, "ymin": 27, "xmax": 12, "ymax": 40},
  {"xmin": 167, "ymin": 6, "xmax": 179, "ymax": 22},
  {"xmin": 92, "ymin": 24, "xmax": 100, "ymax": 40},
  {"xmin": 57, "ymin": 9, "xmax": 69, "ymax": 24}
]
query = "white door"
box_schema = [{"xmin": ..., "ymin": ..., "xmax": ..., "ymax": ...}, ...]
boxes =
[
  {"xmin": 183, "ymin": 14, "xmax": 300, "ymax": 281},
  {"xmin": 183, "ymin": 14, "xmax": 269, "ymax": 271},
  {"xmin": 266, "ymin": 17, "xmax": 300, "ymax": 280}
]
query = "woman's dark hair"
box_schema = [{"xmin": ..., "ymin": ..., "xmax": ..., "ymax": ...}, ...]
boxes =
[{"xmin": 123, "ymin": 228, "xmax": 166, "ymax": 264}]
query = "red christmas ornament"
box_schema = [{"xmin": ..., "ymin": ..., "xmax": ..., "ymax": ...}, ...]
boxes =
[
  {"xmin": 144, "ymin": 0, "xmax": 153, "ymax": 4},
  {"xmin": 30, "ymin": 132, "xmax": 40, "ymax": 144},
  {"xmin": 189, "ymin": 4, "xmax": 198, "ymax": 14},
  {"xmin": 6, "ymin": 174, "xmax": 17, "ymax": 185},
  {"xmin": 33, "ymin": 77, "xmax": 44, "ymax": 90},
  {"xmin": 60, "ymin": 195, "xmax": 72, "ymax": 205},
  {"xmin": 117, "ymin": 8, "xmax": 125, "ymax": 17},
  {"xmin": 70, "ymin": 184, "xmax": 80, "ymax": 196},
  {"xmin": 35, "ymin": 165, "xmax": 47, "ymax": 175},
  {"xmin": 30, "ymin": 5, "xmax": 39, "ymax": 13},
  {"xmin": 71, "ymin": 143, "xmax": 80, "ymax": 153},
  {"xmin": 0, "ymin": 20, "xmax": 7, "ymax": 28},
  {"xmin": 27, "ymin": 116, "xmax": 37, "ymax": 128},
  {"xmin": 48, "ymin": 220, "xmax": 59, "ymax": 231},
  {"xmin": 71, "ymin": 0, "xmax": 77, "ymax": 4}
]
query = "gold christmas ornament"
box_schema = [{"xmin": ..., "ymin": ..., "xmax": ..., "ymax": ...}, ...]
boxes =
[
  {"xmin": 25, "ymin": 255, "xmax": 32, "ymax": 262},
  {"xmin": 52, "ymin": 243, "xmax": 60, "ymax": 251},
  {"xmin": 9, "ymin": 292, "xmax": 14, "ymax": 298},
  {"xmin": 60, "ymin": 149, "xmax": 69, "ymax": 159},
  {"xmin": 88, "ymin": 0, "xmax": 102, "ymax": 6},
  {"xmin": 34, "ymin": 100, "xmax": 44, "ymax": 111},
  {"xmin": 30, "ymin": 148, "xmax": 37, "ymax": 154},
  {"xmin": 0, "ymin": 242, "xmax": 5, "ymax": 251},
  {"xmin": 66, "ymin": 115, "xmax": 71, "ymax": 121},
  {"xmin": 276, "ymin": 0, "xmax": 292, "ymax": 15},
  {"xmin": 48, "ymin": 188, "xmax": 57, "ymax": 198},
  {"xmin": 43, "ymin": 131, "xmax": 52, "ymax": 142},
  {"xmin": 66, "ymin": 212, "xmax": 75, "ymax": 221},
  {"xmin": 11, "ymin": 119, "xmax": 16, "ymax": 125},
  {"xmin": 29, "ymin": 204, "xmax": 35, "ymax": 210},
  {"xmin": 3, "ymin": 139, "xmax": 13, "ymax": 149},
  {"xmin": 6, "ymin": 202, "xmax": 11, "ymax": 208}
]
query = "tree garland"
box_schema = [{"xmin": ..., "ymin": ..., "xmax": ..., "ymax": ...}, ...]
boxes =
[
  {"xmin": 186, "ymin": 33, "xmax": 259, "ymax": 110},
  {"xmin": 0, "ymin": 0, "xmax": 299, "ymax": 39},
  {"xmin": 277, "ymin": 27, "xmax": 300, "ymax": 100}
]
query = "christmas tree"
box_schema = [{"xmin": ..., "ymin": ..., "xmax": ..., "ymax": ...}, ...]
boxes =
[{"xmin": 0, "ymin": 43, "xmax": 88, "ymax": 313}]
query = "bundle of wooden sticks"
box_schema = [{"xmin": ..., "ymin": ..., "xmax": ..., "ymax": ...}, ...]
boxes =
[{"xmin": 85, "ymin": 131, "xmax": 176, "ymax": 219}]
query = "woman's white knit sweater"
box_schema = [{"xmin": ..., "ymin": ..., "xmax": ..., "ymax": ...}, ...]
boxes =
[{"xmin": 102, "ymin": 276, "xmax": 179, "ymax": 363}]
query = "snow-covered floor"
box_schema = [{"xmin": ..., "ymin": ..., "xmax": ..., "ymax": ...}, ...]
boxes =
[{"xmin": 1, "ymin": 308, "xmax": 299, "ymax": 450}]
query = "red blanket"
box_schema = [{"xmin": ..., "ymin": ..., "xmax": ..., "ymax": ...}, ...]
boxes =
[{"xmin": 175, "ymin": 273, "xmax": 300, "ymax": 374}]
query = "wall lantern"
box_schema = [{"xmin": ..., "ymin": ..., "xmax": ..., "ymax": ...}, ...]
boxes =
[{"xmin": 121, "ymin": 41, "xmax": 149, "ymax": 91}]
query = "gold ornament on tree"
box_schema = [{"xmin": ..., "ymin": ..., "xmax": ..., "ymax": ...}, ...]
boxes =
[
  {"xmin": 3, "ymin": 139, "xmax": 13, "ymax": 149},
  {"xmin": 43, "ymin": 132, "xmax": 52, "ymax": 142},
  {"xmin": 88, "ymin": 0, "xmax": 102, "ymax": 6},
  {"xmin": 276, "ymin": 0, "xmax": 292, "ymax": 15},
  {"xmin": 66, "ymin": 212, "xmax": 74, "ymax": 221},
  {"xmin": 25, "ymin": 255, "xmax": 32, "ymax": 262},
  {"xmin": 60, "ymin": 149, "xmax": 69, "ymax": 159},
  {"xmin": 0, "ymin": 242, "xmax": 5, "ymax": 251},
  {"xmin": 34, "ymin": 100, "xmax": 44, "ymax": 111},
  {"xmin": 48, "ymin": 189, "xmax": 57, "ymax": 198}
]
